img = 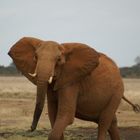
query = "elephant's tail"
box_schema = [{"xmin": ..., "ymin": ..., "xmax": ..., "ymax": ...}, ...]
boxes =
[{"xmin": 122, "ymin": 96, "xmax": 140, "ymax": 113}]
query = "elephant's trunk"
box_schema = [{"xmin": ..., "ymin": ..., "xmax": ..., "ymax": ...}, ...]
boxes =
[
  {"xmin": 31, "ymin": 62, "xmax": 55, "ymax": 131},
  {"xmin": 31, "ymin": 80, "xmax": 48, "ymax": 131}
]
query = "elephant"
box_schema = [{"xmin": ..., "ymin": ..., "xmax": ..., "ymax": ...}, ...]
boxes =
[{"xmin": 8, "ymin": 37, "xmax": 140, "ymax": 140}]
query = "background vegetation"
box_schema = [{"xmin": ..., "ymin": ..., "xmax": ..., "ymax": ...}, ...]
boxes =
[
  {"xmin": 0, "ymin": 62, "xmax": 20, "ymax": 76},
  {"xmin": 120, "ymin": 56, "xmax": 140, "ymax": 78}
]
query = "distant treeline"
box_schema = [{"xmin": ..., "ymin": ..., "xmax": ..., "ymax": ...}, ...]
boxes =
[
  {"xmin": 120, "ymin": 64, "xmax": 140, "ymax": 78},
  {"xmin": 0, "ymin": 62, "xmax": 20, "ymax": 76},
  {"xmin": 0, "ymin": 62, "xmax": 140, "ymax": 78},
  {"xmin": 120, "ymin": 56, "xmax": 140, "ymax": 78}
]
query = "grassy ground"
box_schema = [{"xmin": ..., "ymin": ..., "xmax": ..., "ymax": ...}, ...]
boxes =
[{"xmin": 0, "ymin": 77, "xmax": 140, "ymax": 140}]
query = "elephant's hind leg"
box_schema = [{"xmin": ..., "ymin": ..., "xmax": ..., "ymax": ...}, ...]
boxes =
[
  {"xmin": 108, "ymin": 116, "xmax": 120, "ymax": 140},
  {"xmin": 97, "ymin": 93, "xmax": 122, "ymax": 140}
]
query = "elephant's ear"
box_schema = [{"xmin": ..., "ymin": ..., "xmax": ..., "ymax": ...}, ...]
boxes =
[
  {"xmin": 8, "ymin": 37, "xmax": 43, "ymax": 84},
  {"xmin": 54, "ymin": 43, "xmax": 100, "ymax": 90}
]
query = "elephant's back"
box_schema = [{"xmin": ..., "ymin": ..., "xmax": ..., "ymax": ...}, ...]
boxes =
[
  {"xmin": 76, "ymin": 53, "xmax": 124, "ymax": 121},
  {"xmin": 93, "ymin": 53, "xmax": 123, "ymax": 84}
]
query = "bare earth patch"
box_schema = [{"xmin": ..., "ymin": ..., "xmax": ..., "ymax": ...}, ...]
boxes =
[{"xmin": 0, "ymin": 77, "xmax": 140, "ymax": 140}]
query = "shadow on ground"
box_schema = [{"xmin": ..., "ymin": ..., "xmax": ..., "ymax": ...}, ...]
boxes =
[{"xmin": 0, "ymin": 127, "xmax": 140, "ymax": 140}]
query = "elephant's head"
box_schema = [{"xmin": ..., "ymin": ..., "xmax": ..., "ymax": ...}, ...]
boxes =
[
  {"xmin": 8, "ymin": 37, "xmax": 100, "ymax": 130},
  {"xmin": 8, "ymin": 37, "xmax": 66, "ymax": 85}
]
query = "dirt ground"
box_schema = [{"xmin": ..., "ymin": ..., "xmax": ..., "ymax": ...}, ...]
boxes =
[{"xmin": 0, "ymin": 77, "xmax": 140, "ymax": 140}]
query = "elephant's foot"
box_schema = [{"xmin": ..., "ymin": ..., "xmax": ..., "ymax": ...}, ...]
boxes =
[
  {"xmin": 30, "ymin": 121, "xmax": 37, "ymax": 132},
  {"xmin": 26, "ymin": 126, "xmax": 36, "ymax": 133},
  {"xmin": 30, "ymin": 125, "xmax": 36, "ymax": 132}
]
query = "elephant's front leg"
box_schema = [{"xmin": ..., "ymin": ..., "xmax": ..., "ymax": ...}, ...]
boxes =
[
  {"xmin": 48, "ymin": 84, "xmax": 79, "ymax": 140},
  {"xmin": 47, "ymin": 88, "xmax": 64, "ymax": 140},
  {"xmin": 47, "ymin": 87, "xmax": 58, "ymax": 128}
]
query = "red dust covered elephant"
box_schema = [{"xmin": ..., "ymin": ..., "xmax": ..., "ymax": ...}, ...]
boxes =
[{"xmin": 8, "ymin": 37, "xmax": 140, "ymax": 140}]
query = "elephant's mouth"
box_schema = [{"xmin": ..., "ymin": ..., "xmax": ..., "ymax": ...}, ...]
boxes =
[{"xmin": 28, "ymin": 71, "xmax": 54, "ymax": 84}]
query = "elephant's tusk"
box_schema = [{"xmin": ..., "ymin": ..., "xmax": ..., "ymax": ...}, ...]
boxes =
[
  {"xmin": 28, "ymin": 63, "xmax": 38, "ymax": 77},
  {"xmin": 28, "ymin": 73, "xmax": 37, "ymax": 77},
  {"xmin": 48, "ymin": 76, "xmax": 53, "ymax": 84}
]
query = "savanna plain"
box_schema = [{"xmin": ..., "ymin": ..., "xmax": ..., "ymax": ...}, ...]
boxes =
[{"xmin": 0, "ymin": 77, "xmax": 140, "ymax": 140}]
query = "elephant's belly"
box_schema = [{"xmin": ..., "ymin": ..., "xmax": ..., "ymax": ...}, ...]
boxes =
[{"xmin": 75, "ymin": 90, "xmax": 112, "ymax": 121}]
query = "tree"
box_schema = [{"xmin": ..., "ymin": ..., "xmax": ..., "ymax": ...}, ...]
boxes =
[{"xmin": 135, "ymin": 56, "xmax": 140, "ymax": 65}]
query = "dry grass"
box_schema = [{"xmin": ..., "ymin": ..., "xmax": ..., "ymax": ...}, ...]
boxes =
[
  {"xmin": 0, "ymin": 76, "xmax": 36, "ymax": 99},
  {"xmin": 0, "ymin": 76, "xmax": 140, "ymax": 140}
]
